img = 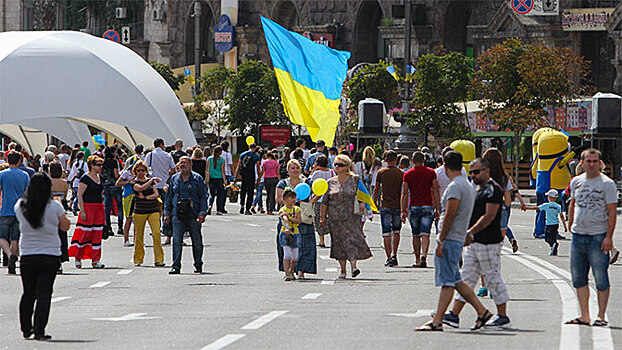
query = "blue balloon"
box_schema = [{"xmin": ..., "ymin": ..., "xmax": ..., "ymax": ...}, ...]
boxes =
[{"xmin": 295, "ymin": 183, "xmax": 311, "ymax": 201}]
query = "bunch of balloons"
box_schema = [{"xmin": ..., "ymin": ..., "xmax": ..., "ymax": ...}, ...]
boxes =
[
  {"xmin": 92, "ymin": 134, "xmax": 105, "ymax": 148},
  {"xmin": 293, "ymin": 178, "xmax": 328, "ymax": 201}
]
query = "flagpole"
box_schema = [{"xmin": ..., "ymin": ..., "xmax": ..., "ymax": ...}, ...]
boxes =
[
  {"xmin": 194, "ymin": 0, "xmax": 201, "ymax": 97},
  {"xmin": 396, "ymin": 0, "xmax": 413, "ymax": 150}
]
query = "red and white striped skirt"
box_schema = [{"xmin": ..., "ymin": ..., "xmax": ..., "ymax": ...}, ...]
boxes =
[{"xmin": 68, "ymin": 202, "xmax": 105, "ymax": 261}]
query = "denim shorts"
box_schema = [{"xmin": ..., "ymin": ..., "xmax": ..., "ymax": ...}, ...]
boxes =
[
  {"xmin": 409, "ymin": 206, "xmax": 434, "ymax": 236},
  {"xmin": 0, "ymin": 216, "xmax": 20, "ymax": 241},
  {"xmin": 570, "ymin": 233, "xmax": 610, "ymax": 291},
  {"xmin": 380, "ymin": 207, "xmax": 401, "ymax": 236},
  {"xmin": 500, "ymin": 205, "xmax": 510, "ymax": 230},
  {"xmin": 434, "ymin": 240, "xmax": 463, "ymax": 287}
]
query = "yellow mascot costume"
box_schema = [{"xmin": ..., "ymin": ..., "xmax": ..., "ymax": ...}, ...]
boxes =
[
  {"xmin": 450, "ymin": 140, "xmax": 476, "ymax": 173},
  {"xmin": 529, "ymin": 127, "xmax": 554, "ymax": 187}
]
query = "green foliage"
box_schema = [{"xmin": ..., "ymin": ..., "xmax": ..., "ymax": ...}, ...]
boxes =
[
  {"xmin": 407, "ymin": 50, "xmax": 473, "ymax": 138},
  {"xmin": 183, "ymin": 104, "xmax": 213, "ymax": 121},
  {"xmin": 148, "ymin": 62, "xmax": 185, "ymax": 92},
  {"xmin": 198, "ymin": 66, "xmax": 235, "ymax": 100},
  {"xmin": 345, "ymin": 60, "xmax": 399, "ymax": 112},
  {"xmin": 224, "ymin": 60, "xmax": 289, "ymax": 134}
]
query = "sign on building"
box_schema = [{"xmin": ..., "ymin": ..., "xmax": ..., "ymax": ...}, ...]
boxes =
[
  {"xmin": 121, "ymin": 26, "xmax": 130, "ymax": 44},
  {"xmin": 562, "ymin": 8, "xmax": 615, "ymax": 31},
  {"xmin": 301, "ymin": 32, "xmax": 335, "ymax": 48},
  {"xmin": 215, "ymin": 14, "xmax": 234, "ymax": 52},
  {"xmin": 512, "ymin": 0, "xmax": 559, "ymax": 16}
]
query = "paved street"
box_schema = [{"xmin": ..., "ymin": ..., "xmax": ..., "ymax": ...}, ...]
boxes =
[{"xmin": 1, "ymin": 207, "xmax": 621, "ymax": 350}]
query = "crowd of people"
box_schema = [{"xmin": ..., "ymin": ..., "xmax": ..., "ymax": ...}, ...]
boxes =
[{"xmin": 0, "ymin": 136, "xmax": 618, "ymax": 339}]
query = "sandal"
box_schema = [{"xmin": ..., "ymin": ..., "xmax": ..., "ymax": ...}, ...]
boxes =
[
  {"xmin": 415, "ymin": 321, "xmax": 443, "ymax": 332},
  {"xmin": 565, "ymin": 318, "xmax": 590, "ymax": 326},
  {"xmin": 471, "ymin": 310, "xmax": 493, "ymax": 330},
  {"xmin": 592, "ymin": 319, "xmax": 608, "ymax": 327}
]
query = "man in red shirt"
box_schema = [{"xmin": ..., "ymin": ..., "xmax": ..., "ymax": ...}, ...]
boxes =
[{"xmin": 401, "ymin": 151, "xmax": 440, "ymax": 267}]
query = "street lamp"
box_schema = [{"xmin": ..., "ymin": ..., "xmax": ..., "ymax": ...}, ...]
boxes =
[
  {"xmin": 194, "ymin": 1, "xmax": 201, "ymax": 97},
  {"xmin": 395, "ymin": 0, "xmax": 414, "ymax": 149}
]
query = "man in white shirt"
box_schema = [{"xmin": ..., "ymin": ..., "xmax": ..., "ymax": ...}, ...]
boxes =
[
  {"xmin": 221, "ymin": 141, "xmax": 235, "ymax": 183},
  {"xmin": 144, "ymin": 138, "xmax": 176, "ymax": 244},
  {"xmin": 434, "ymin": 147, "xmax": 467, "ymax": 235},
  {"xmin": 57, "ymin": 144, "xmax": 71, "ymax": 173}
]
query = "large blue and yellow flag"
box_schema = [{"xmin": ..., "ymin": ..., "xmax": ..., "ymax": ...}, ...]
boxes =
[
  {"xmin": 261, "ymin": 16, "xmax": 350, "ymax": 147},
  {"xmin": 357, "ymin": 179, "xmax": 378, "ymax": 212}
]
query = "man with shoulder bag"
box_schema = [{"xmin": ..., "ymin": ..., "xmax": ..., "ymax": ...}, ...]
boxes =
[{"xmin": 164, "ymin": 156, "xmax": 207, "ymax": 274}]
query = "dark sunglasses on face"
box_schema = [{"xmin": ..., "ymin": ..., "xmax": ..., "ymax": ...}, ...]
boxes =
[
  {"xmin": 94, "ymin": 163, "xmax": 104, "ymax": 167},
  {"xmin": 469, "ymin": 168, "xmax": 487, "ymax": 175},
  {"xmin": 334, "ymin": 163, "xmax": 347, "ymax": 168}
]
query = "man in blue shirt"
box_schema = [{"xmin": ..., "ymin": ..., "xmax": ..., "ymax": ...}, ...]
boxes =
[
  {"xmin": 164, "ymin": 156, "xmax": 207, "ymax": 274},
  {"xmin": 235, "ymin": 143, "xmax": 261, "ymax": 215},
  {"xmin": 303, "ymin": 139, "xmax": 330, "ymax": 176},
  {"xmin": 0, "ymin": 151, "xmax": 30, "ymax": 274}
]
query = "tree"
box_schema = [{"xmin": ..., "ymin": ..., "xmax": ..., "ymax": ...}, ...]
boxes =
[
  {"xmin": 472, "ymin": 38, "xmax": 591, "ymax": 180},
  {"xmin": 408, "ymin": 49, "xmax": 473, "ymax": 140},
  {"xmin": 198, "ymin": 66, "xmax": 235, "ymax": 142},
  {"xmin": 149, "ymin": 61, "xmax": 185, "ymax": 92},
  {"xmin": 224, "ymin": 60, "xmax": 288, "ymax": 135}
]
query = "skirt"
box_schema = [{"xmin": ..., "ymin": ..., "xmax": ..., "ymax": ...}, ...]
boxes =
[{"xmin": 68, "ymin": 203, "xmax": 105, "ymax": 261}]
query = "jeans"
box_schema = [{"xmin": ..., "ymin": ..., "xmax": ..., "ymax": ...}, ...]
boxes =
[
  {"xmin": 171, "ymin": 216, "xmax": 203, "ymax": 270},
  {"xmin": 19, "ymin": 255, "xmax": 60, "ymax": 336},
  {"xmin": 408, "ymin": 205, "xmax": 434, "ymax": 236},
  {"xmin": 253, "ymin": 182, "xmax": 265, "ymax": 208},
  {"xmin": 104, "ymin": 186, "xmax": 124, "ymax": 230},
  {"xmin": 264, "ymin": 177, "xmax": 279, "ymax": 213},
  {"xmin": 159, "ymin": 191, "xmax": 172, "ymax": 238},
  {"xmin": 545, "ymin": 225, "xmax": 558, "ymax": 248},
  {"xmin": 208, "ymin": 178, "xmax": 226, "ymax": 212},
  {"xmin": 570, "ymin": 233, "xmax": 610, "ymax": 291},
  {"xmin": 240, "ymin": 176, "xmax": 255, "ymax": 211},
  {"xmin": 380, "ymin": 207, "xmax": 402, "ymax": 236},
  {"xmin": 71, "ymin": 186, "xmax": 79, "ymax": 211}
]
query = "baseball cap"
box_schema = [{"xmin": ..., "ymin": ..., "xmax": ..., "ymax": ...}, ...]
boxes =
[{"xmin": 545, "ymin": 189, "xmax": 558, "ymax": 198}]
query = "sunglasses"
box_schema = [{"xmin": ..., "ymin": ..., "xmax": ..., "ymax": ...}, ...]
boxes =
[
  {"xmin": 469, "ymin": 168, "xmax": 487, "ymax": 175},
  {"xmin": 334, "ymin": 163, "xmax": 347, "ymax": 167},
  {"xmin": 94, "ymin": 163, "xmax": 104, "ymax": 167}
]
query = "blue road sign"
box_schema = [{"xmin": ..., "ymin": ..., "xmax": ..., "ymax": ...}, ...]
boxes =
[
  {"xmin": 512, "ymin": 0, "xmax": 533, "ymax": 15},
  {"xmin": 102, "ymin": 30, "xmax": 120, "ymax": 43}
]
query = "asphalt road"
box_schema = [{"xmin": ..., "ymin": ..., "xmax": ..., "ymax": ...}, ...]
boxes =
[{"xmin": 0, "ymin": 206, "xmax": 621, "ymax": 350}]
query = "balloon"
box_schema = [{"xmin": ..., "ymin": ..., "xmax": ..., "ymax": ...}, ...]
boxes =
[
  {"xmin": 294, "ymin": 183, "xmax": 311, "ymax": 201},
  {"xmin": 348, "ymin": 143, "xmax": 354, "ymax": 151},
  {"xmin": 312, "ymin": 178, "xmax": 328, "ymax": 196},
  {"xmin": 246, "ymin": 136, "xmax": 255, "ymax": 146}
]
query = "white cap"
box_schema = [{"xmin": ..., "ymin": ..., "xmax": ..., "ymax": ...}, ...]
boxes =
[{"xmin": 545, "ymin": 189, "xmax": 558, "ymax": 198}]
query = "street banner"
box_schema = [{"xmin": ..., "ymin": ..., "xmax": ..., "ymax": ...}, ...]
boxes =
[{"xmin": 260, "ymin": 16, "xmax": 351, "ymax": 147}]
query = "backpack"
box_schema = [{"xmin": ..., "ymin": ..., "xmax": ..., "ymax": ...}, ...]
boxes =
[
  {"xmin": 239, "ymin": 152, "xmax": 255, "ymax": 176},
  {"xmin": 73, "ymin": 161, "xmax": 86, "ymax": 182},
  {"xmin": 424, "ymin": 153, "xmax": 437, "ymax": 168}
]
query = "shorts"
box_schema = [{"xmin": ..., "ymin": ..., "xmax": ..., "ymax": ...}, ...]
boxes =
[
  {"xmin": 283, "ymin": 246, "xmax": 299, "ymax": 261},
  {"xmin": 408, "ymin": 206, "xmax": 433, "ymax": 237},
  {"xmin": 434, "ymin": 240, "xmax": 463, "ymax": 287},
  {"xmin": 122, "ymin": 194, "xmax": 134, "ymax": 217},
  {"xmin": 0, "ymin": 216, "xmax": 20, "ymax": 241},
  {"xmin": 380, "ymin": 207, "xmax": 401, "ymax": 236},
  {"xmin": 500, "ymin": 205, "xmax": 510, "ymax": 230},
  {"xmin": 457, "ymin": 242, "xmax": 510, "ymax": 305},
  {"xmin": 570, "ymin": 233, "xmax": 610, "ymax": 291}
]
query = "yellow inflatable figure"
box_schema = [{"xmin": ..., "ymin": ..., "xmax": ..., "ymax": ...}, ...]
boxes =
[
  {"xmin": 536, "ymin": 129, "xmax": 574, "ymax": 194},
  {"xmin": 530, "ymin": 127, "xmax": 554, "ymax": 187},
  {"xmin": 450, "ymin": 140, "xmax": 476, "ymax": 173}
]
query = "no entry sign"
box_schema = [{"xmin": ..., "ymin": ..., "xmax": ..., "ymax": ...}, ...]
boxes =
[
  {"xmin": 102, "ymin": 30, "xmax": 120, "ymax": 43},
  {"xmin": 511, "ymin": 0, "xmax": 533, "ymax": 15}
]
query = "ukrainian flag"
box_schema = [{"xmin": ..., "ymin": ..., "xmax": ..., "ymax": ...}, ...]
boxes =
[
  {"xmin": 386, "ymin": 65, "xmax": 399, "ymax": 81},
  {"xmin": 356, "ymin": 179, "xmax": 378, "ymax": 212},
  {"xmin": 261, "ymin": 16, "xmax": 351, "ymax": 147}
]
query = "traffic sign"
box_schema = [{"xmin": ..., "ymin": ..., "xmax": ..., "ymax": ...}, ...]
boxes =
[
  {"xmin": 121, "ymin": 26, "xmax": 130, "ymax": 44},
  {"xmin": 102, "ymin": 30, "xmax": 120, "ymax": 43},
  {"xmin": 511, "ymin": 0, "xmax": 533, "ymax": 15}
]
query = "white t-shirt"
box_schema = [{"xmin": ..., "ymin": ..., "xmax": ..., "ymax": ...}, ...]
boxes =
[
  {"xmin": 68, "ymin": 160, "xmax": 89, "ymax": 188},
  {"xmin": 145, "ymin": 148, "xmax": 175, "ymax": 189},
  {"xmin": 15, "ymin": 199, "xmax": 64, "ymax": 256},
  {"xmin": 570, "ymin": 173, "xmax": 617, "ymax": 235},
  {"xmin": 58, "ymin": 153, "xmax": 70, "ymax": 172},
  {"xmin": 222, "ymin": 151, "xmax": 234, "ymax": 176},
  {"xmin": 435, "ymin": 165, "xmax": 468, "ymax": 197}
]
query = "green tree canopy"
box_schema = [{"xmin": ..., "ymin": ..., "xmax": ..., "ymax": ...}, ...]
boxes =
[
  {"xmin": 345, "ymin": 60, "xmax": 399, "ymax": 111},
  {"xmin": 148, "ymin": 61, "xmax": 185, "ymax": 92}
]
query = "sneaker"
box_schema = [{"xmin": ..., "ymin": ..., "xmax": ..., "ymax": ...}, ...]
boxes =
[
  {"xmin": 557, "ymin": 234, "xmax": 567, "ymax": 240},
  {"xmin": 75, "ymin": 260, "xmax": 82, "ymax": 269},
  {"xmin": 123, "ymin": 241, "xmax": 134, "ymax": 247},
  {"xmin": 117, "ymin": 229, "xmax": 123, "ymax": 236},
  {"xmin": 511, "ymin": 239, "xmax": 519, "ymax": 253},
  {"xmin": 391, "ymin": 255, "xmax": 398, "ymax": 266},
  {"xmin": 550, "ymin": 242, "xmax": 559, "ymax": 256},
  {"xmin": 92, "ymin": 261, "xmax": 105, "ymax": 269},
  {"xmin": 250, "ymin": 207, "xmax": 257, "ymax": 214},
  {"xmin": 476, "ymin": 287, "xmax": 488, "ymax": 297},
  {"xmin": 239, "ymin": 207, "xmax": 244, "ymax": 214},
  {"xmin": 485, "ymin": 315, "xmax": 512, "ymax": 329},
  {"xmin": 610, "ymin": 248, "xmax": 620, "ymax": 265},
  {"xmin": 419, "ymin": 260, "xmax": 427, "ymax": 268},
  {"xmin": 244, "ymin": 210, "xmax": 252, "ymax": 215},
  {"xmin": 385, "ymin": 259, "xmax": 394, "ymax": 267},
  {"xmin": 442, "ymin": 311, "xmax": 460, "ymax": 328},
  {"xmin": 7, "ymin": 254, "xmax": 18, "ymax": 274},
  {"xmin": 534, "ymin": 233, "xmax": 545, "ymax": 239}
]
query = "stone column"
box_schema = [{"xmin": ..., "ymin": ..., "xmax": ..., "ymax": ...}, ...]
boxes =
[{"xmin": 610, "ymin": 36, "xmax": 622, "ymax": 95}]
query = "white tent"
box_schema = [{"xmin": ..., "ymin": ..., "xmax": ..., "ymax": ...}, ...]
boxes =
[
  {"xmin": 0, "ymin": 31, "xmax": 196, "ymax": 149},
  {"xmin": 0, "ymin": 118, "xmax": 93, "ymax": 155}
]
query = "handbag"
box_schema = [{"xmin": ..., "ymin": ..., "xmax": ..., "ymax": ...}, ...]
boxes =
[{"xmin": 299, "ymin": 202, "xmax": 314, "ymax": 225}]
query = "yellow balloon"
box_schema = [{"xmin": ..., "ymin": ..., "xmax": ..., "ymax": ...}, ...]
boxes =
[
  {"xmin": 246, "ymin": 136, "xmax": 255, "ymax": 146},
  {"xmin": 312, "ymin": 178, "xmax": 328, "ymax": 196}
]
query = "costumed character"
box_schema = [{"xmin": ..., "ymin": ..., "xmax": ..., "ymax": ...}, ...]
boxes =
[
  {"xmin": 450, "ymin": 140, "xmax": 476, "ymax": 173},
  {"xmin": 529, "ymin": 127, "xmax": 554, "ymax": 188},
  {"xmin": 534, "ymin": 129, "xmax": 575, "ymax": 238}
]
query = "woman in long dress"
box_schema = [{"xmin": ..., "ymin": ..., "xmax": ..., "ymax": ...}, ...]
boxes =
[{"xmin": 320, "ymin": 154, "xmax": 372, "ymax": 279}]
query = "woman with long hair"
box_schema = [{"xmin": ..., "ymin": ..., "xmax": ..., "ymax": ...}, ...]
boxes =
[
  {"xmin": 262, "ymin": 151, "xmax": 280, "ymax": 215},
  {"xmin": 320, "ymin": 154, "xmax": 372, "ymax": 279},
  {"xmin": 206, "ymin": 146, "xmax": 227, "ymax": 215},
  {"xmin": 68, "ymin": 155, "xmax": 106, "ymax": 269},
  {"xmin": 131, "ymin": 160, "xmax": 164, "ymax": 267},
  {"xmin": 191, "ymin": 148, "xmax": 207, "ymax": 181},
  {"xmin": 251, "ymin": 147, "xmax": 266, "ymax": 214},
  {"xmin": 279, "ymin": 147, "xmax": 291, "ymax": 180},
  {"xmin": 16, "ymin": 172, "xmax": 71, "ymax": 340}
]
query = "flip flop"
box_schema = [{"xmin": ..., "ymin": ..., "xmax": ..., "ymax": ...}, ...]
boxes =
[
  {"xmin": 472, "ymin": 310, "xmax": 493, "ymax": 330},
  {"xmin": 415, "ymin": 321, "xmax": 443, "ymax": 332},
  {"xmin": 565, "ymin": 318, "xmax": 590, "ymax": 326},
  {"xmin": 592, "ymin": 319, "xmax": 608, "ymax": 327}
]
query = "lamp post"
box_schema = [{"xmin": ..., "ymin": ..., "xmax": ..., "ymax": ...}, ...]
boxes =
[
  {"xmin": 395, "ymin": 0, "xmax": 414, "ymax": 150},
  {"xmin": 194, "ymin": 1, "xmax": 201, "ymax": 96}
]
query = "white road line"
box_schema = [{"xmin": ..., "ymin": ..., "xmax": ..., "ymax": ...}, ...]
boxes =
[
  {"xmin": 505, "ymin": 254, "xmax": 579, "ymax": 350},
  {"xmin": 89, "ymin": 281, "xmax": 111, "ymax": 288},
  {"xmin": 319, "ymin": 255, "xmax": 330, "ymax": 260},
  {"xmin": 301, "ymin": 293, "xmax": 322, "ymax": 300},
  {"xmin": 51, "ymin": 296, "xmax": 71, "ymax": 303},
  {"xmin": 245, "ymin": 223, "xmax": 260, "ymax": 227},
  {"xmin": 321, "ymin": 279, "xmax": 335, "ymax": 285},
  {"xmin": 325, "ymin": 268, "xmax": 338, "ymax": 272},
  {"xmin": 200, "ymin": 334, "xmax": 245, "ymax": 350},
  {"xmin": 240, "ymin": 311, "xmax": 288, "ymax": 330},
  {"xmin": 388, "ymin": 310, "xmax": 434, "ymax": 318},
  {"xmin": 117, "ymin": 269, "xmax": 133, "ymax": 275},
  {"xmin": 504, "ymin": 248, "xmax": 614, "ymax": 350},
  {"xmin": 212, "ymin": 218, "xmax": 233, "ymax": 222}
]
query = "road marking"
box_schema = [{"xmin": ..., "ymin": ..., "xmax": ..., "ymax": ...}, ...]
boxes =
[
  {"xmin": 321, "ymin": 279, "xmax": 335, "ymax": 285},
  {"xmin": 200, "ymin": 334, "xmax": 245, "ymax": 350},
  {"xmin": 212, "ymin": 218, "xmax": 233, "ymax": 222},
  {"xmin": 504, "ymin": 248, "xmax": 614, "ymax": 350},
  {"xmin": 319, "ymin": 255, "xmax": 330, "ymax": 260},
  {"xmin": 51, "ymin": 296, "xmax": 71, "ymax": 303},
  {"xmin": 388, "ymin": 310, "xmax": 434, "ymax": 318},
  {"xmin": 325, "ymin": 268, "xmax": 338, "ymax": 272},
  {"xmin": 240, "ymin": 311, "xmax": 288, "ymax": 330},
  {"xmin": 505, "ymin": 254, "xmax": 579, "ymax": 350},
  {"xmin": 92, "ymin": 313, "xmax": 162, "ymax": 321},
  {"xmin": 301, "ymin": 293, "xmax": 322, "ymax": 300},
  {"xmin": 117, "ymin": 269, "xmax": 133, "ymax": 275},
  {"xmin": 89, "ymin": 281, "xmax": 111, "ymax": 288},
  {"xmin": 245, "ymin": 223, "xmax": 260, "ymax": 227}
]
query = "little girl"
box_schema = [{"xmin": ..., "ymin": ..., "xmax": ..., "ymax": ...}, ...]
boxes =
[{"xmin": 279, "ymin": 188, "xmax": 302, "ymax": 281}]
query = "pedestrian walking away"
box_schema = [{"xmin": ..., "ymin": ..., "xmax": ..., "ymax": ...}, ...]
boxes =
[
  {"xmin": 236, "ymin": 143, "xmax": 261, "ymax": 215},
  {"xmin": 206, "ymin": 146, "xmax": 227, "ymax": 215},
  {"xmin": 373, "ymin": 150, "xmax": 403, "ymax": 267}
]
